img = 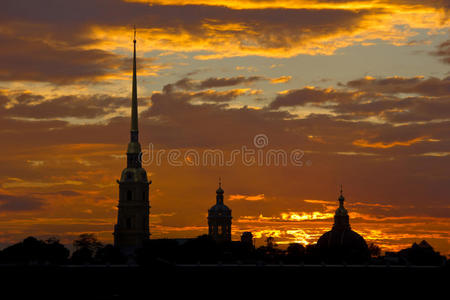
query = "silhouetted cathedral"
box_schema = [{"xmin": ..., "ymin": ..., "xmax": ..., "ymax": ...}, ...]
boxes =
[
  {"xmin": 208, "ymin": 179, "xmax": 232, "ymax": 242},
  {"xmin": 317, "ymin": 186, "xmax": 368, "ymax": 263},
  {"xmin": 114, "ymin": 30, "xmax": 151, "ymax": 253}
]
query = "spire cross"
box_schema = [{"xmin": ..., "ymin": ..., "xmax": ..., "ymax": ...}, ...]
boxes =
[
  {"xmin": 219, "ymin": 177, "xmax": 222, "ymax": 188},
  {"xmin": 133, "ymin": 25, "xmax": 136, "ymax": 42},
  {"xmin": 340, "ymin": 184, "xmax": 343, "ymax": 196}
]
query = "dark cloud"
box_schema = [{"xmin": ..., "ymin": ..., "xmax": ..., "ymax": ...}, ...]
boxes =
[
  {"xmin": 333, "ymin": 96, "xmax": 450, "ymax": 123},
  {"xmin": 269, "ymin": 88, "xmax": 355, "ymax": 109},
  {"xmin": 140, "ymin": 79, "xmax": 450, "ymax": 155},
  {"xmin": 383, "ymin": 0, "xmax": 450, "ymax": 10},
  {"xmin": 0, "ymin": 75, "xmax": 448, "ymax": 154},
  {"xmin": 163, "ymin": 76, "xmax": 263, "ymax": 93},
  {"xmin": 0, "ymin": 0, "xmax": 446, "ymax": 84},
  {"xmin": 0, "ymin": 33, "xmax": 156, "ymax": 84},
  {"xmin": 268, "ymin": 76, "xmax": 450, "ymax": 124},
  {"xmin": 2, "ymin": 1, "xmax": 375, "ymax": 40},
  {"xmin": 0, "ymin": 193, "xmax": 44, "ymax": 211},
  {"xmin": 1, "ymin": 92, "xmax": 133, "ymax": 119},
  {"xmin": 142, "ymin": 89, "xmax": 296, "ymax": 148},
  {"xmin": 197, "ymin": 76, "xmax": 263, "ymax": 89},
  {"xmin": 345, "ymin": 76, "xmax": 450, "ymax": 97},
  {"xmin": 0, "ymin": 34, "xmax": 119, "ymax": 84},
  {"xmin": 431, "ymin": 40, "xmax": 450, "ymax": 65},
  {"xmin": 312, "ymin": 0, "xmax": 449, "ymax": 10},
  {"xmin": 0, "ymin": 0, "xmax": 381, "ymax": 83},
  {"xmin": 191, "ymin": 89, "xmax": 253, "ymax": 103}
]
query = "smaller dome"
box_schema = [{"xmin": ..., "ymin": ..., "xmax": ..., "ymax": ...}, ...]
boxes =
[
  {"xmin": 209, "ymin": 177, "xmax": 231, "ymax": 215},
  {"xmin": 335, "ymin": 206, "xmax": 348, "ymax": 216},
  {"xmin": 120, "ymin": 167, "xmax": 148, "ymax": 182},
  {"xmin": 209, "ymin": 203, "xmax": 231, "ymax": 213}
]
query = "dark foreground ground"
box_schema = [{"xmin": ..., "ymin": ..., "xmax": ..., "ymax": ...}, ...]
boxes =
[{"xmin": 0, "ymin": 264, "xmax": 447, "ymax": 298}]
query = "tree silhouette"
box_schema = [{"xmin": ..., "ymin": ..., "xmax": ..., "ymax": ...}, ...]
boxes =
[
  {"xmin": 0, "ymin": 236, "xmax": 69, "ymax": 265},
  {"xmin": 266, "ymin": 236, "xmax": 277, "ymax": 249},
  {"xmin": 286, "ymin": 243, "xmax": 305, "ymax": 263},
  {"xmin": 368, "ymin": 243, "xmax": 381, "ymax": 258},
  {"xmin": 71, "ymin": 234, "xmax": 103, "ymax": 264},
  {"xmin": 44, "ymin": 237, "xmax": 70, "ymax": 264},
  {"xmin": 73, "ymin": 234, "xmax": 103, "ymax": 252}
]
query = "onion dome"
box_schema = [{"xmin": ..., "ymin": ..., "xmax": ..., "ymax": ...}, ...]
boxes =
[{"xmin": 209, "ymin": 178, "xmax": 230, "ymax": 213}]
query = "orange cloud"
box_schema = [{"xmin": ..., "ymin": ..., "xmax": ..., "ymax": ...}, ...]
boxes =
[
  {"xmin": 281, "ymin": 212, "xmax": 334, "ymax": 221},
  {"xmin": 270, "ymin": 76, "xmax": 292, "ymax": 84},
  {"xmin": 229, "ymin": 194, "xmax": 265, "ymax": 201},
  {"xmin": 353, "ymin": 136, "xmax": 433, "ymax": 148}
]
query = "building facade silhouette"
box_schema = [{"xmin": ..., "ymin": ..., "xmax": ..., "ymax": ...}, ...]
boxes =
[
  {"xmin": 208, "ymin": 179, "xmax": 232, "ymax": 242},
  {"xmin": 316, "ymin": 186, "xmax": 368, "ymax": 263},
  {"xmin": 113, "ymin": 31, "xmax": 151, "ymax": 253}
]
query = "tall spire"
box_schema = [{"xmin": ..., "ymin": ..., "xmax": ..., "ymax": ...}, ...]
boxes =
[
  {"xmin": 131, "ymin": 25, "xmax": 138, "ymax": 138},
  {"xmin": 126, "ymin": 26, "xmax": 141, "ymax": 168}
]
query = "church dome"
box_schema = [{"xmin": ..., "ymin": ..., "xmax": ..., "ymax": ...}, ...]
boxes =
[
  {"xmin": 208, "ymin": 178, "xmax": 231, "ymax": 214},
  {"xmin": 316, "ymin": 186, "xmax": 369, "ymax": 263},
  {"xmin": 120, "ymin": 167, "xmax": 148, "ymax": 182},
  {"xmin": 317, "ymin": 228, "xmax": 367, "ymax": 252}
]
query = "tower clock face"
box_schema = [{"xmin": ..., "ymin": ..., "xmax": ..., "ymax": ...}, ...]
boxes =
[{"xmin": 126, "ymin": 172, "xmax": 133, "ymax": 180}]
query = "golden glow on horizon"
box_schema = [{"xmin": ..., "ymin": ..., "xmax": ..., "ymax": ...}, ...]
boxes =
[{"xmin": 281, "ymin": 212, "xmax": 334, "ymax": 221}]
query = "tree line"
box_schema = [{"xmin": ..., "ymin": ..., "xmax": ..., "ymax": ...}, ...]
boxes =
[{"xmin": 0, "ymin": 234, "xmax": 446, "ymax": 266}]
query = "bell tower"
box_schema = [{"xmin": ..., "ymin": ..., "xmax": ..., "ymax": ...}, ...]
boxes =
[
  {"xmin": 208, "ymin": 178, "xmax": 232, "ymax": 242},
  {"xmin": 114, "ymin": 27, "xmax": 151, "ymax": 254}
]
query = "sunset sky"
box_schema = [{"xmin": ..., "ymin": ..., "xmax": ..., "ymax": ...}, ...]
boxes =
[{"xmin": 0, "ymin": 0, "xmax": 449, "ymax": 255}]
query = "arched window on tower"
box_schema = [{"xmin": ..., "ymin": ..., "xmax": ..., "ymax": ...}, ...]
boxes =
[
  {"xmin": 218, "ymin": 226, "xmax": 222, "ymax": 235},
  {"xmin": 127, "ymin": 190, "xmax": 132, "ymax": 201}
]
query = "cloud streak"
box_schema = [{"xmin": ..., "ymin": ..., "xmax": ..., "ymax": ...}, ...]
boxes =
[{"xmin": 0, "ymin": 193, "xmax": 45, "ymax": 211}]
